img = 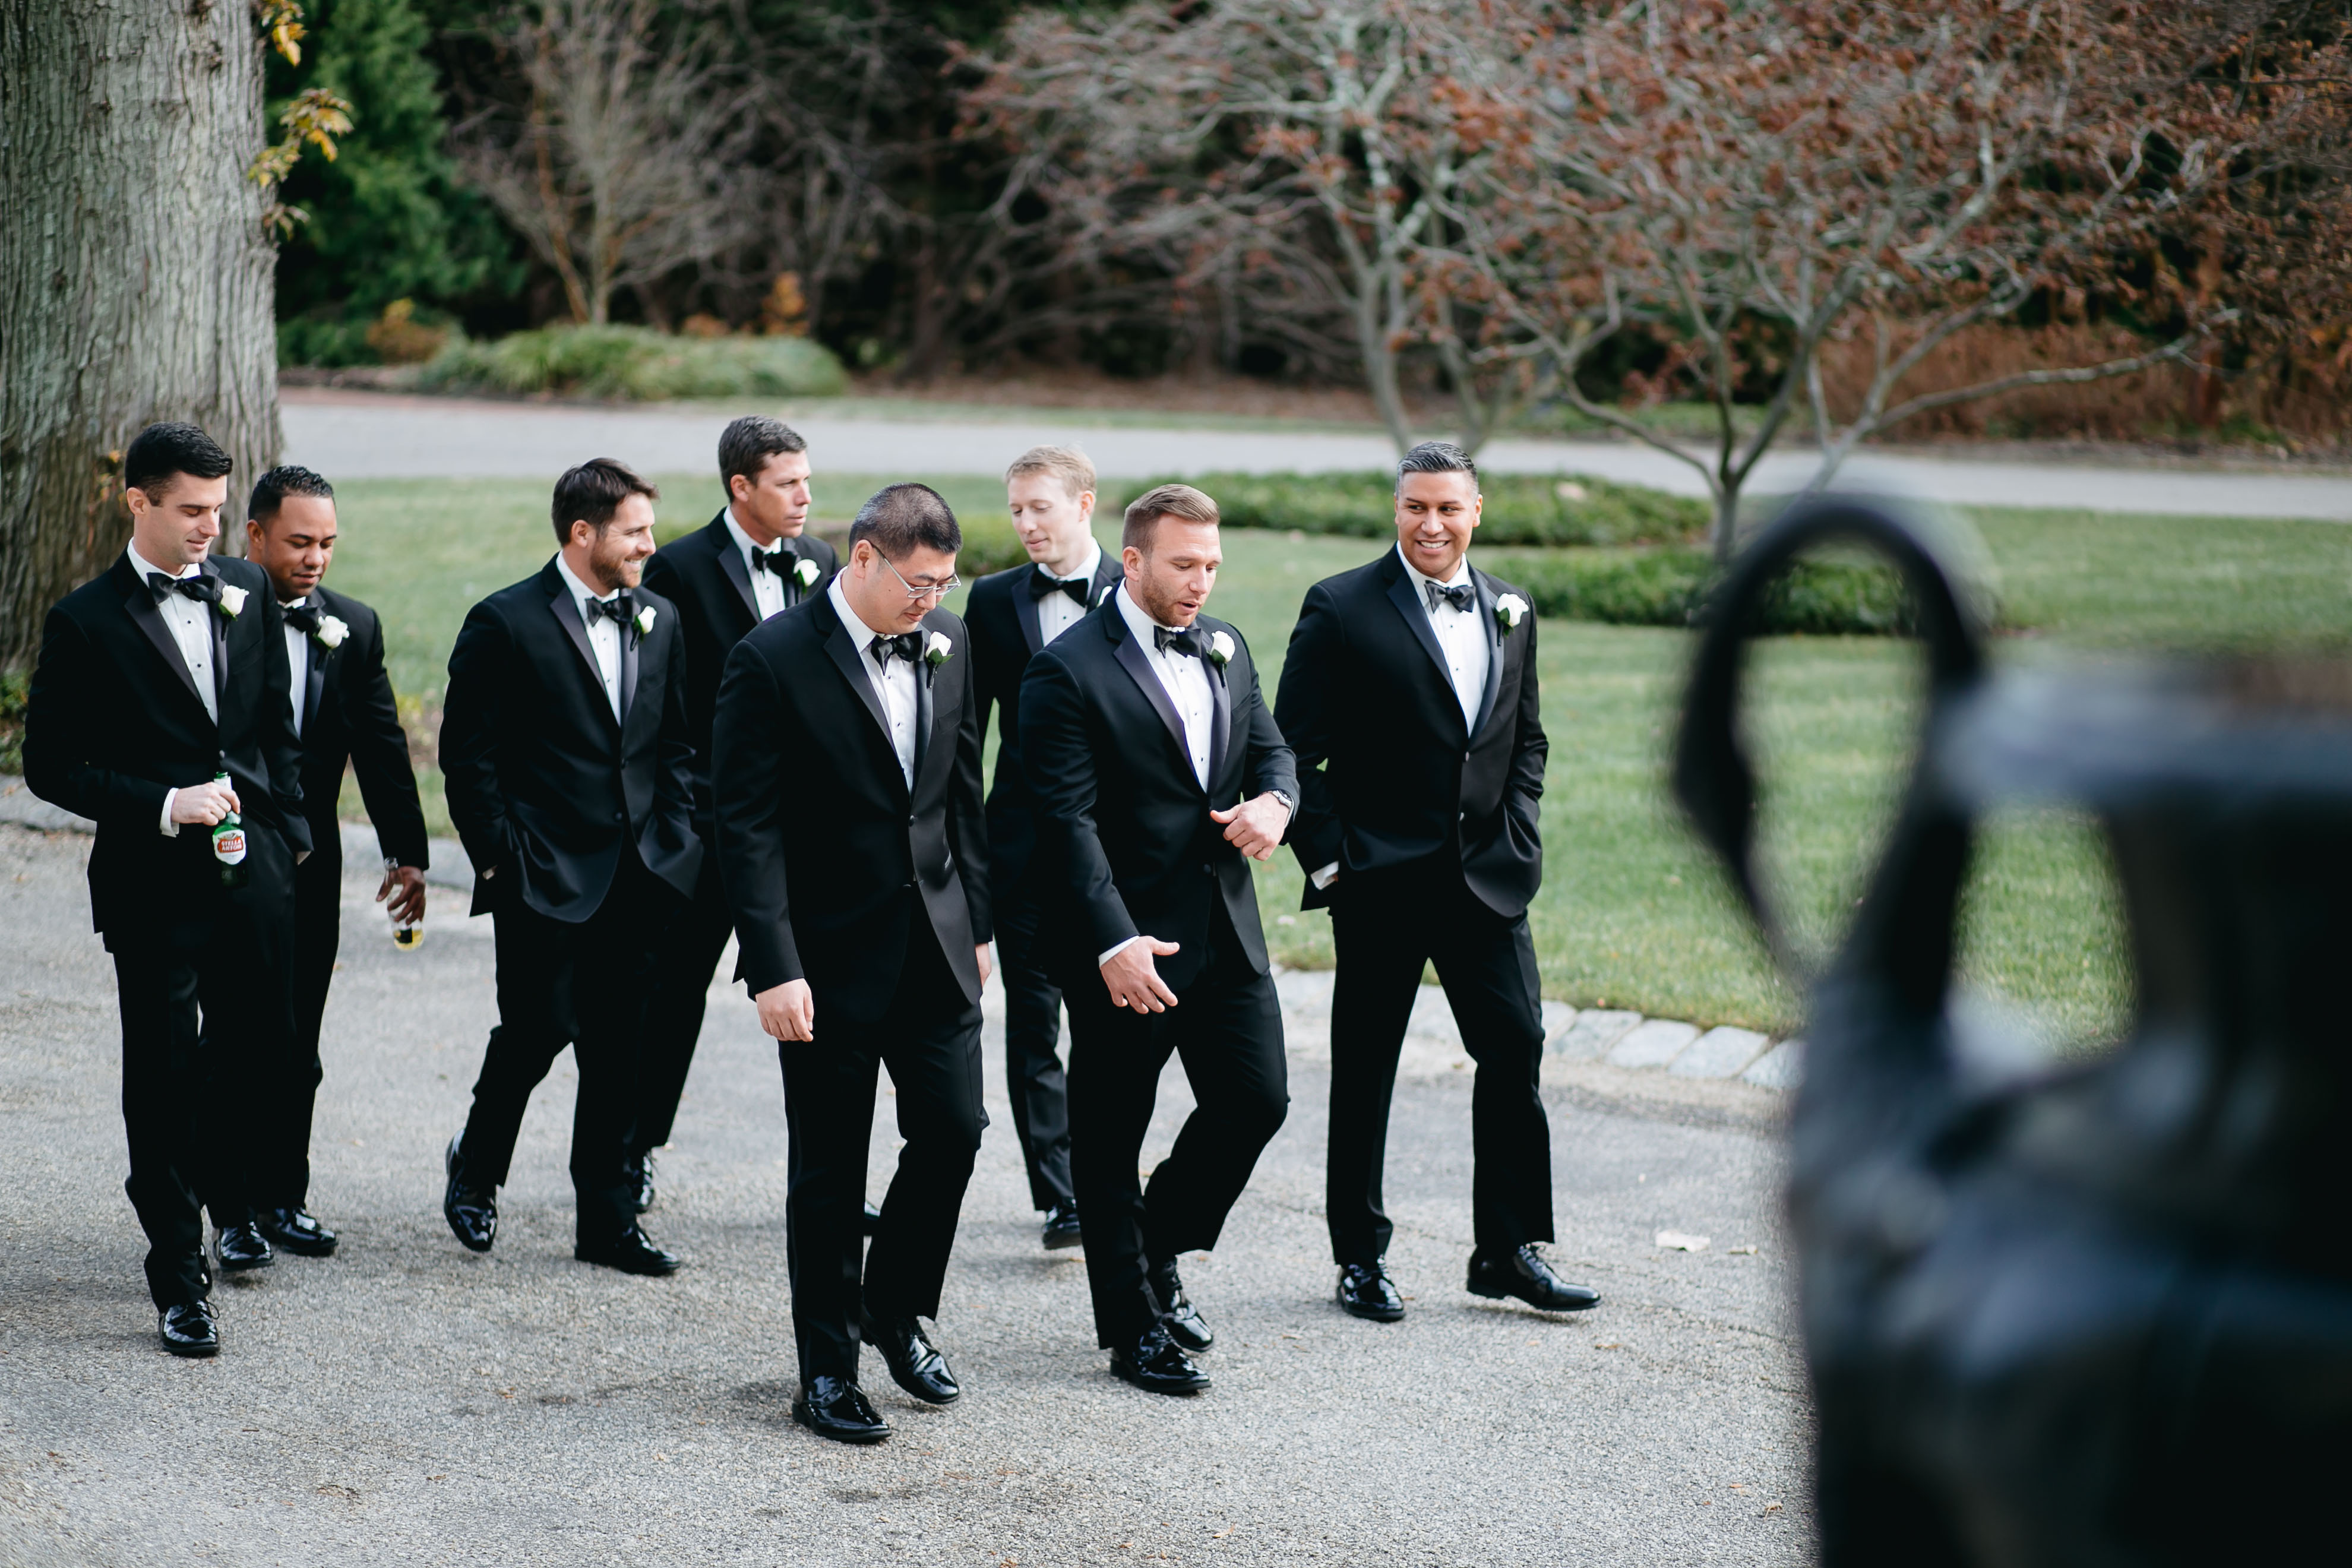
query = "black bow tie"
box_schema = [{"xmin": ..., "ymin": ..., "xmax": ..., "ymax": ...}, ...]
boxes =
[
  {"xmin": 872, "ymin": 631, "xmax": 923, "ymax": 665},
  {"xmin": 584, "ymin": 592, "xmax": 637, "ymax": 630},
  {"xmin": 1029, "ymin": 568, "xmax": 1091, "ymax": 606},
  {"xmin": 148, "ymin": 571, "xmax": 219, "ymax": 606},
  {"xmin": 282, "ymin": 600, "xmax": 322, "ymax": 635},
  {"xmin": 1425, "ymin": 580, "xmax": 1476, "ymax": 615},
  {"xmin": 750, "ymin": 545, "xmax": 798, "ymax": 577},
  {"xmin": 1154, "ymin": 625, "xmax": 1203, "ymax": 658}
]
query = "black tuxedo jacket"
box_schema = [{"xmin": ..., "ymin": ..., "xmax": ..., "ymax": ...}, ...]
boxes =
[
  {"xmin": 290, "ymin": 584, "xmax": 429, "ymax": 870},
  {"xmin": 1275, "ymin": 548, "xmax": 1547, "ymax": 918},
  {"xmin": 439, "ymin": 560, "xmax": 701, "ymax": 922},
  {"xmin": 642, "ymin": 511, "xmax": 839, "ymax": 835},
  {"xmin": 1018, "ymin": 596, "xmax": 1298, "ymax": 992},
  {"xmin": 24, "ymin": 552, "xmax": 311, "ymax": 944},
  {"xmin": 712, "ymin": 589, "xmax": 991, "ymax": 1023},
  {"xmin": 965, "ymin": 551, "xmax": 1123, "ymax": 900}
]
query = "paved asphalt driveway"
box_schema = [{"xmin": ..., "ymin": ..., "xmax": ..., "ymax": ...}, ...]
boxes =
[{"xmin": 0, "ymin": 826, "xmax": 1809, "ymax": 1567}]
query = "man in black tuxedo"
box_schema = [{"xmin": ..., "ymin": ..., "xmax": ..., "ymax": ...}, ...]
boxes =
[
  {"xmin": 634, "ymin": 416, "xmax": 839, "ymax": 1212},
  {"xmin": 1019, "ymin": 483, "xmax": 1297, "ymax": 1395},
  {"xmin": 233, "ymin": 466, "xmax": 429, "ymax": 1260},
  {"xmin": 23, "ymin": 422, "xmax": 311, "ymax": 1357},
  {"xmin": 437, "ymin": 458, "xmax": 701, "ymax": 1276},
  {"xmin": 713, "ymin": 483, "xmax": 992, "ymax": 1444},
  {"xmin": 1275, "ymin": 441, "xmax": 1598, "ymax": 1322},
  {"xmin": 964, "ymin": 445, "xmax": 1122, "ymax": 1250}
]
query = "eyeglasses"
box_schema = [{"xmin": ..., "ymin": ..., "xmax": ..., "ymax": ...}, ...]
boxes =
[{"xmin": 875, "ymin": 551, "xmax": 959, "ymax": 602}]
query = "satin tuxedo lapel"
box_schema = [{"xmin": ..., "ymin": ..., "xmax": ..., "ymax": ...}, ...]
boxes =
[
  {"xmin": 545, "ymin": 574, "xmax": 617, "ymax": 732},
  {"xmin": 203, "ymin": 569, "xmax": 230, "ymax": 716},
  {"xmin": 301, "ymin": 631, "xmax": 329, "ymax": 736},
  {"xmin": 1469, "ymin": 568, "xmax": 1506, "ymax": 738},
  {"xmin": 814, "ymin": 593, "xmax": 903, "ymax": 792},
  {"xmin": 914, "ymin": 650, "xmax": 937, "ymax": 790},
  {"xmin": 1014, "ymin": 581, "xmax": 1045, "ymax": 656},
  {"xmin": 119, "ymin": 567, "xmax": 210, "ymax": 725},
  {"xmin": 714, "ymin": 527, "xmax": 759, "ymax": 619},
  {"xmin": 1206, "ymin": 652, "xmax": 1232, "ymax": 789},
  {"xmin": 1382, "ymin": 555, "xmax": 1456, "ymax": 729},
  {"xmin": 1108, "ymin": 615, "xmax": 1197, "ymax": 791}
]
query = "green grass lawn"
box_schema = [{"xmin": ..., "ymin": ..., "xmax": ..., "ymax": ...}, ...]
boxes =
[{"xmin": 324, "ymin": 476, "xmax": 2352, "ymax": 1038}]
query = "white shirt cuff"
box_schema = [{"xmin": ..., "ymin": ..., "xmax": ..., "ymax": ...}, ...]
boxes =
[
  {"xmin": 159, "ymin": 788, "xmax": 179, "ymax": 837},
  {"xmin": 1097, "ymin": 935, "xmax": 1141, "ymax": 968},
  {"xmin": 1310, "ymin": 861, "xmax": 1339, "ymax": 889}
]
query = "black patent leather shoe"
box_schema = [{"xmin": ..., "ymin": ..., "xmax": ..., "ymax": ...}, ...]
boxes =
[
  {"xmin": 1467, "ymin": 1244, "xmax": 1601, "ymax": 1311},
  {"xmin": 1337, "ymin": 1260, "xmax": 1407, "ymax": 1322},
  {"xmin": 861, "ymin": 1199, "xmax": 883, "ymax": 1236},
  {"xmin": 861, "ymin": 1310, "xmax": 960, "ymax": 1405},
  {"xmin": 159, "ymin": 1300, "xmax": 219, "ymax": 1358},
  {"xmin": 443, "ymin": 1134, "xmax": 497, "ymax": 1253},
  {"xmin": 628, "ymin": 1150, "xmax": 657, "ymax": 1216},
  {"xmin": 1148, "ymin": 1257, "xmax": 1212, "ymax": 1351},
  {"xmin": 214, "ymin": 1221, "xmax": 274, "ymax": 1272},
  {"xmin": 1041, "ymin": 1202, "xmax": 1083, "ymax": 1250},
  {"xmin": 1109, "ymin": 1323, "xmax": 1210, "ymax": 1395},
  {"xmin": 257, "ymin": 1206, "xmax": 338, "ymax": 1258},
  {"xmin": 574, "ymin": 1224, "xmax": 681, "ymax": 1276},
  {"xmin": 793, "ymin": 1376, "xmax": 891, "ymax": 1443}
]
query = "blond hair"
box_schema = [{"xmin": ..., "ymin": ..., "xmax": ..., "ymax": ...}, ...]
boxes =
[
  {"xmin": 1004, "ymin": 444, "xmax": 1096, "ymax": 501},
  {"xmin": 1121, "ymin": 482, "xmax": 1220, "ymax": 551}
]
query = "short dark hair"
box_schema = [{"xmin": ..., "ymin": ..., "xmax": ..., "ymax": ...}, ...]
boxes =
[
  {"xmin": 718, "ymin": 415, "xmax": 807, "ymax": 491},
  {"xmin": 849, "ymin": 483, "xmax": 960, "ymax": 559},
  {"xmin": 1395, "ymin": 440, "xmax": 1479, "ymax": 493},
  {"xmin": 248, "ymin": 465, "xmax": 335, "ymax": 524},
  {"xmin": 1121, "ymin": 482, "xmax": 1219, "ymax": 551},
  {"xmin": 124, "ymin": 422, "xmax": 233, "ymax": 500},
  {"xmin": 551, "ymin": 457, "xmax": 659, "ymax": 542}
]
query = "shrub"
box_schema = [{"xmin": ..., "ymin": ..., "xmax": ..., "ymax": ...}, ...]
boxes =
[
  {"xmin": 1113, "ymin": 470, "xmax": 1706, "ymax": 547},
  {"xmin": 419, "ymin": 324, "xmax": 848, "ymax": 401},
  {"xmin": 1501, "ymin": 549, "xmax": 1917, "ymax": 636},
  {"xmin": 953, "ymin": 513, "xmax": 1030, "ymax": 578}
]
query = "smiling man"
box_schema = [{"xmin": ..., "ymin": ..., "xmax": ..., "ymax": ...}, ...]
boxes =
[
  {"xmin": 238, "ymin": 466, "xmax": 430, "ymax": 1264},
  {"xmin": 1019, "ymin": 483, "xmax": 1297, "ymax": 1396},
  {"xmin": 1274, "ymin": 440, "xmax": 1597, "ymax": 1325}
]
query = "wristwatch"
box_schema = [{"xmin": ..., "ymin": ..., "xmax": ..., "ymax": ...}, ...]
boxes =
[{"xmin": 1267, "ymin": 789, "xmax": 1295, "ymax": 814}]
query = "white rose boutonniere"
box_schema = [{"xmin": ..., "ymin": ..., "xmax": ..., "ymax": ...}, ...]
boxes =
[
  {"xmin": 217, "ymin": 583, "xmax": 248, "ymax": 619},
  {"xmin": 924, "ymin": 630, "xmax": 954, "ymax": 668},
  {"xmin": 1206, "ymin": 629, "xmax": 1235, "ymax": 668},
  {"xmin": 1495, "ymin": 593, "xmax": 1529, "ymax": 635},
  {"xmin": 794, "ymin": 556, "xmax": 822, "ymax": 589},
  {"xmin": 314, "ymin": 615, "xmax": 350, "ymax": 650},
  {"xmin": 634, "ymin": 604, "xmax": 657, "ymax": 637}
]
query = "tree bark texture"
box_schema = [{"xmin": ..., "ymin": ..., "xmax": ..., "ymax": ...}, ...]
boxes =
[{"xmin": 1, "ymin": 0, "xmax": 280, "ymax": 669}]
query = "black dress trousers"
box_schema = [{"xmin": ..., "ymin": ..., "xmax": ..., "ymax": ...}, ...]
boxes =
[
  {"xmin": 993, "ymin": 887, "xmax": 1076, "ymax": 1213},
  {"xmin": 459, "ymin": 844, "xmax": 675, "ymax": 1244},
  {"xmin": 1324, "ymin": 853, "xmax": 1554, "ymax": 1266},
  {"xmin": 111, "ymin": 820, "xmax": 297, "ymax": 1308},
  {"xmin": 259, "ymin": 829, "xmax": 343, "ymax": 1211},
  {"xmin": 776, "ymin": 914, "xmax": 987, "ymax": 1384},
  {"xmin": 1064, "ymin": 906, "xmax": 1289, "ymax": 1348},
  {"xmin": 630, "ymin": 849, "xmax": 736, "ymax": 1158}
]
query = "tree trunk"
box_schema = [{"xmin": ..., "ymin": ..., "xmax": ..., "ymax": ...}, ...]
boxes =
[{"xmin": 1, "ymin": 0, "xmax": 280, "ymax": 670}]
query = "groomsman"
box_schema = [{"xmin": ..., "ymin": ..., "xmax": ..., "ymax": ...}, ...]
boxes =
[
  {"xmin": 237, "ymin": 466, "xmax": 430, "ymax": 1260},
  {"xmin": 964, "ymin": 445, "xmax": 1121, "ymax": 1250},
  {"xmin": 438, "ymin": 458, "xmax": 701, "ymax": 1275},
  {"xmin": 1275, "ymin": 441, "xmax": 1598, "ymax": 1321},
  {"xmin": 713, "ymin": 483, "xmax": 992, "ymax": 1444},
  {"xmin": 634, "ymin": 415, "xmax": 838, "ymax": 1212},
  {"xmin": 1020, "ymin": 483, "xmax": 1296, "ymax": 1395},
  {"xmin": 23, "ymin": 422, "xmax": 310, "ymax": 1355}
]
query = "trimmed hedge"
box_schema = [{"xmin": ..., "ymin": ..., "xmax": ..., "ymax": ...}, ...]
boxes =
[
  {"xmin": 1504, "ymin": 548, "xmax": 1917, "ymax": 636},
  {"xmin": 1117, "ymin": 470, "xmax": 1705, "ymax": 547},
  {"xmin": 421, "ymin": 324, "xmax": 848, "ymax": 400}
]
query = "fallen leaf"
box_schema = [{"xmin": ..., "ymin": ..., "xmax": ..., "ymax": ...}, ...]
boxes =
[
  {"xmin": 1727, "ymin": 1245, "xmax": 1759, "ymax": 1256},
  {"xmin": 1655, "ymin": 1230, "xmax": 1711, "ymax": 1251}
]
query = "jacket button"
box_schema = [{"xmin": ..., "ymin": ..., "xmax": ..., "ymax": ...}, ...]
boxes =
[{"xmin": 613, "ymin": 810, "xmax": 625, "ymax": 823}]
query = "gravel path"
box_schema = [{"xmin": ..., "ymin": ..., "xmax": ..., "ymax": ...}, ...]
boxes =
[
  {"xmin": 0, "ymin": 824, "xmax": 1809, "ymax": 1566},
  {"xmin": 282, "ymin": 387, "xmax": 2352, "ymax": 521}
]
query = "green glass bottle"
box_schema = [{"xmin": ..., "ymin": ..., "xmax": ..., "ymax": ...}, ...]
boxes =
[{"xmin": 209, "ymin": 770, "xmax": 248, "ymax": 889}]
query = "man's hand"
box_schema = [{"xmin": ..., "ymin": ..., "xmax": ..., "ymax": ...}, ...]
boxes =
[
  {"xmin": 755, "ymin": 979, "xmax": 815, "ymax": 1042},
  {"xmin": 1101, "ymin": 937, "xmax": 1181, "ymax": 1014},
  {"xmin": 170, "ymin": 779, "xmax": 240, "ymax": 827},
  {"xmin": 1210, "ymin": 792, "xmax": 1292, "ymax": 862},
  {"xmin": 376, "ymin": 864, "xmax": 427, "ymax": 925},
  {"xmin": 976, "ymin": 944, "xmax": 994, "ymax": 989}
]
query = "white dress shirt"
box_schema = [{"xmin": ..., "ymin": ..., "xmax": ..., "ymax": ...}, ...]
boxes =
[
  {"xmin": 1033, "ymin": 542, "xmax": 1104, "ymax": 646},
  {"xmin": 280, "ymin": 598, "xmax": 312, "ymax": 741},
  {"xmin": 555, "ymin": 553, "xmax": 626, "ymax": 723},
  {"xmin": 128, "ymin": 544, "xmax": 218, "ymax": 837},
  {"xmin": 1100, "ymin": 585, "xmax": 1218, "ymax": 966},
  {"xmin": 723, "ymin": 508, "xmax": 790, "ymax": 621},
  {"xmin": 828, "ymin": 574, "xmax": 919, "ymax": 790}
]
